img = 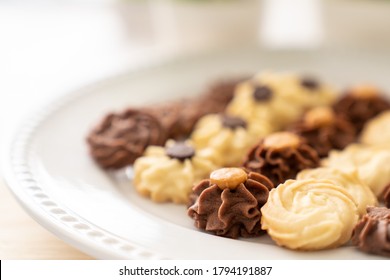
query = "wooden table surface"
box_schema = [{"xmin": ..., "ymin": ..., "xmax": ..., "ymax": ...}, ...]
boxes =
[{"xmin": 0, "ymin": 179, "xmax": 93, "ymax": 260}]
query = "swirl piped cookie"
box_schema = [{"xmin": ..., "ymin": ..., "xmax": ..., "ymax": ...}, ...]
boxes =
[
  {"xmin": 133, "ymin": 141, "xmax": 218, "ymax": 204},
  {"xmin": 322, "ymin": 144, "xmax": 390, "ymax": 198},
  {"xmin": 191, "ymin": 114, "xmax": 271, "ymax": 166},
  {"xmin": 227, "ymin": 72, "xmax": 336, "ymax": 130},
  {"xmin": 261, "ymin": 179, "xmax": 359, "ymax": 250},
  {"xmin": 297, "ymin": 168, "xmax": 377, "ymax": 216},
  {"xmin": 289, "ymin": 107, "xmax": 356, "ymax": 157},
  {"xmin": 242, "ymin": 132, "xmax": 320, "ymax": 186},
  {"xmin": 360, "ymin": 110, "xmax": 390, "ymax": 147},
  {"xmin": 87, "ymin": 108, "xmax": 166, "ymax": 169},
  {"xmin": 333, "ymin": 84, "xmax": 390, "ymax": 133},
  {"xmin": 188, "ymin": 168, "xmax": 273, "ymax": 238},
  {"xmin": 352, "ymin": 207, "xmax": 390, "ymax": 257}
]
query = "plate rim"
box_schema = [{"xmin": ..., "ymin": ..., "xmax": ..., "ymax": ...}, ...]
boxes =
[{"xmin": 1, "ymin": 57, "xmax": 175, "ymax": 260}]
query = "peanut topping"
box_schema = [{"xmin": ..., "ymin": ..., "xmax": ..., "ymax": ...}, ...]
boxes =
[
  {"xmin": 263, "ymin": 132, "xmax": 300, "ymax": 150},
  {"xmin": 304, "ymin": 107, "xmax": 335, "ymax": 128},
  {"xmin": 350, "ymin": 84, "xmax": 379, "ymax": 99},
  {"xmin": 210, "ymin": 168, "xmax": 247, "ymax": 190}
]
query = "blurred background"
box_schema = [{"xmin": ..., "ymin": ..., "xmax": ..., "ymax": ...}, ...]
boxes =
[
  {"xmin": 2, "ymin": 0, "xmax": 390, "ymax": 152},
  {"xmin": 1, "ymin": 0, "xmax": 390, "ymax": 259}
]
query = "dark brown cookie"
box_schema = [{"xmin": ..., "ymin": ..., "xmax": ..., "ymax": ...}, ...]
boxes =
[
  {"xmin": 242, "ymin": 132, "xmax": 320, "ymax": 187},
  {"xmin": 289, "ymin": 107, "xmax": 356, "ymax": 157},
  {"xmin": 87, "ymin": 108, "xmax": 166, "ymax": 169},
  {"xmin": 198, "ymin": 78, "xmax": 246, "ymax": 114},
  {"xmin": 382, "ymin": 184, "xmax": 390, "ymax": 208},
  {"xmin": 333, "ymin": 85, "xmax": 390, "ymax": 133},
  {"xmin": 352, "ymin": 207, "xmax": 390, "ymax": 257},
  {"xmin": 188, "ymin": 168, "xmax": 273, "ymax": 239}
]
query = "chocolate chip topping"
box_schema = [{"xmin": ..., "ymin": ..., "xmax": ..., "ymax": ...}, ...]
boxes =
[
  {"xmin": 253, "ymin": 85, "xmax": 273, "ymax": 101},
  {"xmin": 301, "ymin": 77, "xmax": 319, "ymax": 90},
  {"xmin": 242, "ymin": 134, "xmax": 319, "ymax": 186},
  {"xmin": 188, "ymin": 171, "xmax": 273, "ymax": 238},
  {"xmin": 352, "ymin": 207, "xmax": 390, "ymax": 257},
  {"xmin": 166, "ymin": 142, "xmax": 195, "ymax": 161},
  {"xmin": 221, "ymin": 115, "xmax": 247, "ymax": 130},
  {"xmin": 87, "ymin": 108, "xmax": 166, "ymax": 169}
]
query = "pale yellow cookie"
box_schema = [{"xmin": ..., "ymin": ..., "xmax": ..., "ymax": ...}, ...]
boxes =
[
  {"xmin": 360, "ymin": 110, "xmax": 390, "ymax": 146},
  {"xmin": 227, "ymin": 72, "xmax": 336, "ymax": 130},
  {"xmin": 133, "ymin": 141, "xmax": 218, "ymax": 204},
  {"xmin": 254, "ymin": 72, "xmax": 336, "ymax": 110},
  {"xmin": 261, "ymin": 179, "xmax": 358, "ymax": 250},
  {"xmin": 297, "ymin": 168, "xmax": 377, "ymax": 216},
  {"xmin": 191, "ymin": 114, "xmax": 271, "ymax": 166},
  {"xmin": 322, "ymin": 144, "xmax": 390, "ymax": 197}
]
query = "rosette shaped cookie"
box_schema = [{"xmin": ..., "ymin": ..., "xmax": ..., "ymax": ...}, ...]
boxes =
[
  {"xmin": 191, "ymin": 114, "xmax": 272, "ymax": 167},
  {"xmin": 297, "ymin": 168, "xmax": 377, "ymax": 216},
  {"xmin": 87, "ymin": 108, "xmax": 166, "ymax": 169},
  {"xmin": 253, "ymin": 72, "xmax": 336, "ymax": 110},
  {"xmin": 352, "ymin": 207, "xmax": 390, "ymax": 257},
  {"xmin": 227, "ymin": 72, "xmax": 336, "ymax": 130},
  {"xmin": 133, "ymin": 141, "xmax": 218, "ymax": 204},
  {"xmin": 289, "ymin": 107, "xmax": 356, "ymax": 157},
  {"xmin": 242, "ymin": 132, "xmax": 320, "ymax": 186},
  {"xmin": 383, "ymin": 184, "xmax": 390, "ymax": 208},
  {"xmin": 322, "ymin": 144, "xmax": 390, "ymax": 198},
  {"xmin": 188, "ymin": 168, "xmax": 273, "ymax": 238},
  {"xmin": 198, "ymin": 78, "xmax": 245, "ymax": 115},
  {"xmin": 333, "ymin": 84, "xmax": 390, "ymax": 133},
  {"xmin": 261, "ymin": 179, "xmax": 359, "ymax": 250},
  {"xmin": 144, "ymin": 99, "xmax": 206, "ymax": 140},
  {"xmin": 360, "ymin": 110, "xmax": 390, "ymax": 146}
]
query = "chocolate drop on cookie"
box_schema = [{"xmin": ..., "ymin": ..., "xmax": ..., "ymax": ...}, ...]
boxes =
[
  {"xmin": 253, "ymin": 85, "xmax": 273, "ymax": 101},
  {"xmin": 221, "ymin": 115, "xmax": 247, "ymax": 130},
  {"xmin": 301, "ymin": 77, "xmax": 319, "ymax": 90},
  {"xmin": 166, "ymin": 142, "xmax": 195, "ymax": 161}
]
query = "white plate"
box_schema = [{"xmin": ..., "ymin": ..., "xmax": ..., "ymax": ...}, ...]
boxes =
[{"xmin": 3, "ymin": 48, "xmax": 390, "ymax": 259}]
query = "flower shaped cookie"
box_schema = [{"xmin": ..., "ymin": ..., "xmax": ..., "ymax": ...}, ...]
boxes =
[
  {"xmin": 133, "ymin": 141, "xmax": 218, "ymax": 204},
  {"xmin": 188, "ymin": 168, "xmax": 273, "ymax": 238},
  {"xmin": 261, "ymin": 179, "xmax": 359, "ymax": 250}
]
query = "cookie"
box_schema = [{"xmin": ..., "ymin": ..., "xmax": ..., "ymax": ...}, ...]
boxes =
[
  {"xmin": 297, "ymin": 167, "xmax": 377, "ymax": 216},
  {"xmin": 227, "ymin": 72, "xmax": 336, "ymax": 130},
  {"xmin": 242, "ymin": 132, "xmax": 320, "ymax": 186},
  {"xmin": 261, "ymin": 179, "xmax": 358, "ymax": 250},
  {"xmin": 333, "ymin": 84, "xmax": 390, "ymax": 133},
  {"xmin": 188, "ymin": 168, "xmax": 273, "ymax": 238},
  {"xmin": 352, "ymin": 207, "xmax": 390, "ymax": 257},
  {"xmin": 360, "ymin": 110, "xmax": 390, "ymax": 146},
  {"xmin": 289, "ymin": 107, "xmax": 356, "ymax": 157},
  {"xmin": 190, "ymin": 114, "xmax": 272, "ymax": 166},
  {"xmin": 133, "ymin": 141, "xmax": 218, "ymax": 204},
  {"xmin": 87, "ymin": 108, "xmax": 166, "ymax": 169},
  {"xmin": 322, "ymin": 144, "xmax": 390, "ymax": 197}
]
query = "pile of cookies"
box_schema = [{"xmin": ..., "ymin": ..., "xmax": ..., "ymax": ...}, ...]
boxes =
[{"xmin": 87, "ymin": 72, "xmax": 390, "ymax": 258}]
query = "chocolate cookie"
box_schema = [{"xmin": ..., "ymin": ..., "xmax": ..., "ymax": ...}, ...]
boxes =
[
  {"xmin": 382, "ymin": 184, "xmax": 390, "ymax": 208},
  {"xmin": 199, "ymin": 78, "xmax": 245, "ymax": 114},
  {"xmin": 242, "ymin": 132, "xmax": 320, "ymax": 186},
  {"xmin": 289, "ymin": 107, "xmax": 356, "ymax": 157},
  {"xmin": 333, "ymin": 84, "xmax": 390, "ymax": 133},
  {"xmin": 352, "ymin": 207, "xmax": 390, "ymax": 257},
  {"xmin": 188, "ymin": 168, "xmax": 273, "ymax": 238},
  {"xmin": 87, "ymin": 108, "xmax": 166, "ymax": 169}
]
